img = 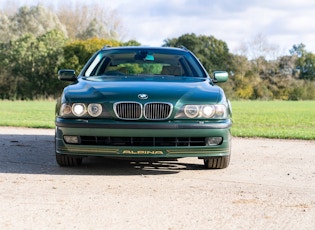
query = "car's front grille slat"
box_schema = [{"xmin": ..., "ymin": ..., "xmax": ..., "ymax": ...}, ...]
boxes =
[
  {"xmin": 114, "ymin": 102, "xmax": 142, "ymax": 120},
  {"xmin": 114, "ymin": 102, "xmax": 172, "ymax": 120},
  {"xmin": 144, "ymin": 103, "xmax": 172, "ymax": 120}
]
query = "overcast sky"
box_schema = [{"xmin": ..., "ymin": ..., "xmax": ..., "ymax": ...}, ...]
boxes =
[{"xmin": 2, "ymin": 0, "xmax": 315, "ymax": 56}]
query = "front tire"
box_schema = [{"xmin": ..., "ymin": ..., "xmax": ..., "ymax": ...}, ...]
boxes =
[
  {"xmin": 56, "ymin": 153, "xmax": 83, "ymax": 167},
  {"xmin": 204, "ymin": 156, "xmax": 230, "ymax": 169}
]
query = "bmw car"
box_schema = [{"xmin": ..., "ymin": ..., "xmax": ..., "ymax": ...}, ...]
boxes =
[{"xmin": 55, "ymin": 46, "xmax": 232, "ymax": 169}]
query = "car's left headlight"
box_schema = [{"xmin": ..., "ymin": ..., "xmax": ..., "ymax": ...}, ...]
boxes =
[{"xmin": 175, "ymin": 104, "xmax": 228, "ymax": 119}]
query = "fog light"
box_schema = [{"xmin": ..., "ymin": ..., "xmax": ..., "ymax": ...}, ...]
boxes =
[
  {"xmin": 64, "ymin": 136, "xmax": 80, "ymax": 144},
  {"xmin": 206, "ymin": 137, "xmax": 223, "ymax": 145}
]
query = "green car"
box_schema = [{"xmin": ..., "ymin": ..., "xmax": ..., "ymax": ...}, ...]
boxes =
[{"xmin": 55, "ymin": 46, "xmax": 232, "ymax": 169}]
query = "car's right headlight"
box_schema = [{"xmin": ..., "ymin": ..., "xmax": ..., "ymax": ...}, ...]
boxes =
[
  {"xmin": 87, "ymin": 103, "xmax": 103, "ymax": 117},
  {"xmin": 72, "ymin": 103, "xmax": 86, "ymax": 117},
  {"xmin": 60, "ymin": 103, "xmax": 103, "ymax": 118}
]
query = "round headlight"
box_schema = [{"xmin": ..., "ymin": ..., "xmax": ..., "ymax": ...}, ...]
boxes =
[
  {"xmin": 202, "ymin": 105, "xmax": 214, "ymax": 117},
  {"xmin": 87, "ymin": 104, "xmax": 102, "ymax": 117},
  {"xmin": 184, "ymin": 105, "xmax": 199, "ymax": 118},
  {"xmin": 72, "ymin": 103, "xmax": 86, "ymax": 117},
  {"xmin": 60, "ymin": 104, "xmax": 72, "ymax": 116},
  {"xmin": 214, "ymin": 105, "xmax": 227, "ymax": 118}
]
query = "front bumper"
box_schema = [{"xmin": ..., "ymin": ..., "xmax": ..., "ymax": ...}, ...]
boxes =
[{"xmin": 55, "ymin": 118, "xmax": 232, "ymax": 158}]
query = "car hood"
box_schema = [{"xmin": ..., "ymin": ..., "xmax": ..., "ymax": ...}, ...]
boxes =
[{"xmin": 62, "ymin": 76, "xmax": 224, "ymax": 104}]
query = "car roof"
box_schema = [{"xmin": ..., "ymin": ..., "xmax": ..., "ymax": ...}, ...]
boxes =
[{"xmin": 101, "ymin": 46, "xmax": 190, "ymax": 53}]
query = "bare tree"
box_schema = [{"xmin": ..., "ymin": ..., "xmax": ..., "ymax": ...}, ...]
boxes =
[
  {"xmin": 56, "ymin": 2, "xmax": 123, "ymax": 40},
  {"xmin": 0, "ymin": 0, "xmax": 20, "ymax": 16},
  {"xmin": 0, "ymin": 4, "xmax": 67, "ymax": 42},
  {"xmin": 237, "ymin": 33, "xmax": 280, "ymax": 60},
  {"xmin": 0, "ymin": 1, "xmax": 123, "ymax": 41}
]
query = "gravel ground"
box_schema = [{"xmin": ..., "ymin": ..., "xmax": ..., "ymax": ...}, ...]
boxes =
[{"xmin": 0, "ymin": 127, "xmax": 314, "ymax": 230}]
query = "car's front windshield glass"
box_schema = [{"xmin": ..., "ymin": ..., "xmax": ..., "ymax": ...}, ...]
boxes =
[{"xmin": 83, "ymin": 49, "xmax": 206, "ymax": 78}]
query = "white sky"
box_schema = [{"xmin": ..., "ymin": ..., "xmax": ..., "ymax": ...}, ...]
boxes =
[{"xmin": 2, "ymin": 0, "xmax": 315, "ymax": 56}]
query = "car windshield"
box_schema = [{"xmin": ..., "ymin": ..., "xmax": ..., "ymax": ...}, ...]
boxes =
[{"xmin": 83, "ymin": 48, "xmax": 206, "ymax": 78}]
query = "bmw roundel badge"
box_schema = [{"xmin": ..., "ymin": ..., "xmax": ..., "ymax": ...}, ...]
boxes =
[{"xmin": 138, "ymin": 94, "xmax": 148, "ymax": 99}]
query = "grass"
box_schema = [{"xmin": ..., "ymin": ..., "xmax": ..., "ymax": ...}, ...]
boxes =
[
  {"xmin": 232, "ymin": 101, "xmax": 315, "ymax": 140},
  {"xmin": 0, "ymin": 100, "xmax": 315, "ymax": 140},
  {"xmin": 0, "ymin": 100, "xmax": 55, "ymax": 129}
]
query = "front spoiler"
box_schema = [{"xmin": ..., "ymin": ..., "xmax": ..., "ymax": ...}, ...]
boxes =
[
  {"xmin": 55, "ymin": 118, "xmax": 232, "ymax": 158},
  {"xmin": 56, "ymin": 145, "xmax": 230, "ymax": 158}
]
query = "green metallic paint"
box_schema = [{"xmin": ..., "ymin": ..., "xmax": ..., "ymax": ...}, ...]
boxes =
[
  {"xmin": 55, "ymin": 46, "xmax": 232, "ymax": 165},
  {"xmin": 60, "ymin": 77, "xmax": 224, "ymax": 105},
  {"xmin": 55, "ymin": 126, "xmax": 231, "ymax": 158}
]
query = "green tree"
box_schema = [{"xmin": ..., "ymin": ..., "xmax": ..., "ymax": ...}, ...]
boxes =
[
  {"xmin": 289, "ymin": 43, "xmax": 306, "ymax": 57},
  {"xmin": 122, "ymin": 40, "xmax": 141, "ymax": 46},
  {"xmin": 61, "ymin": 38, "xmax": 121, "ymax": 74},
  {"xmin": 297, "ymin": 52, "xmax": 315, "ymax": 80},
  {"xmin": 163, "ymin": 33, "xmax": 231, "ymax": 73},
  {"xmin": 290, "ymin": 43, "xmax": 315, "ymax": 80},
  {"xmin": 0, "ymin": 30, "xmax": 67, "ymax": 99}
]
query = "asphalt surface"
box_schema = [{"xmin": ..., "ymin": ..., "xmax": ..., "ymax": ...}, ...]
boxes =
[{"xmin": 0, "ymin": 127, "xmax": 314, "ymax": 230}]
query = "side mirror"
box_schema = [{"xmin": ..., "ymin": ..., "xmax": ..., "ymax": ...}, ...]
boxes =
[
  {"xmin": 213, "ymin": 71, "xmax": 228, "ymax": 83},
  {"xmin": 58, "ymin": 69, "xmax": 76, "ymax": 81}
]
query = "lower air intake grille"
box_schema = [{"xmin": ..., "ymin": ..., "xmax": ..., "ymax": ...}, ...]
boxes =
[{"xmin": 80, "ymin": 136, "xmax": 206, "ymax": 146}]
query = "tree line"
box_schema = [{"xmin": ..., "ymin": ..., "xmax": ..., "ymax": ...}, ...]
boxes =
[{"xmin": 0, "ymin": 4, "xmax": 314, "ymax": 100}]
